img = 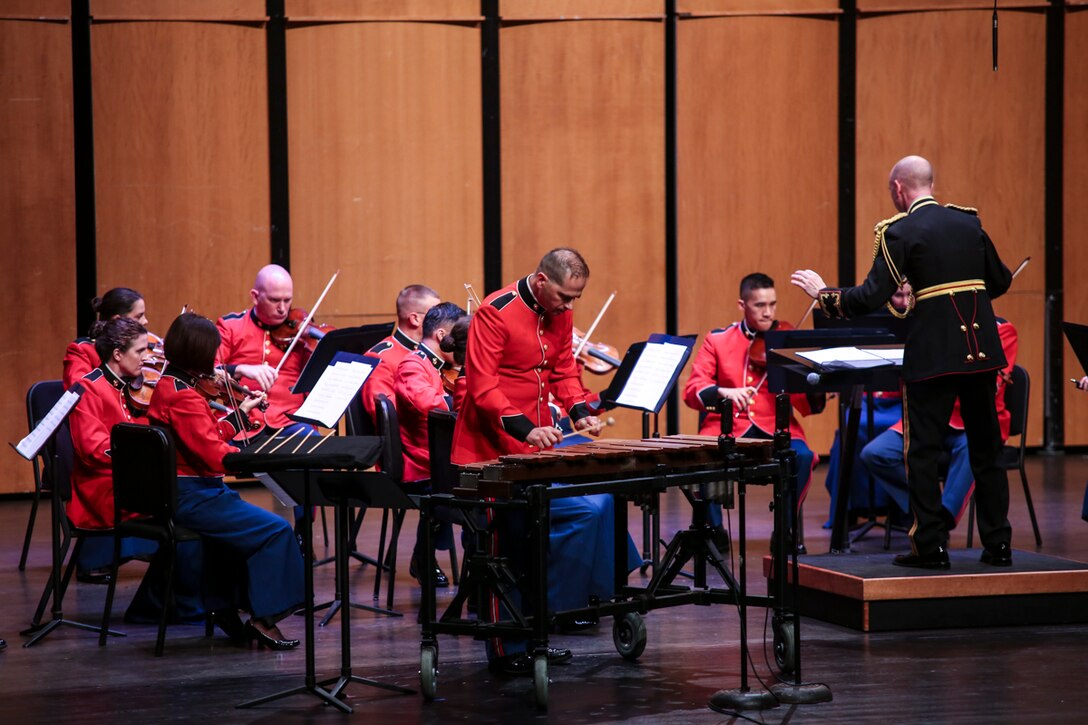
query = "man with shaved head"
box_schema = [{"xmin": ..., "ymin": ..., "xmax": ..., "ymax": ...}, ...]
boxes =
[{"xmin": 791, "ymin": 156, "xmax": 1014, "ymax": 570}]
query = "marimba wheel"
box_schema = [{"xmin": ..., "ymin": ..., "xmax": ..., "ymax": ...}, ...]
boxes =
[
  {"xmin": 533, "ymin": 654, "xmax": 548, "ymax": 709},
  {"xmin": 613, "ymin": 612, "xmax": 647, "ymax": 661},
  {"xmin": 420, "ymin": 645, "xmax": 438, "ymax": 700},
  {"xmin": 773, "ymin": 615, "xmax": 796, "ymax": 675}
]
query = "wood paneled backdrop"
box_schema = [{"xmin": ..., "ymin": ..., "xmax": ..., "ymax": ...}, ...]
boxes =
[{"xmin": 0, "ymin": 0, "xmax": 1082, "ymax": 494}]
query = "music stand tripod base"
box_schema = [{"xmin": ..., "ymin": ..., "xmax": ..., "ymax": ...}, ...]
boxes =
[
  {"xmin": 770, "ymin": 681, "xmax": 833, "ymax": 704},
  {"xmin": 708, "ymin": 688, "xmax": 778, "ymax": 713}
]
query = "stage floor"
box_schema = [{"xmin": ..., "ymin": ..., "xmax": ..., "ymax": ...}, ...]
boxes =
[{"xmin": 2, "ymin": 451, "xmax": 1088, "ymax": 722}]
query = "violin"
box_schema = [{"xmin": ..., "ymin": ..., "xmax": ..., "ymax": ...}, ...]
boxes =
[
  {"xmin": 441, "ymin": 365, "xmax": 459, "ymax": 395},
  {"xmin": 193, "ymin": 372, "xmax": 266, "ymax": 430},
  {"xmin": 269, "ymin": 308, "xmax": 335, "ymax": 354},
  {"xmin": 125, "ymin": 359, "xmax": 165, "ymax": 415},
  {"xmin": 572, "ymin": 327, "xmax": 622, "ymax": 375},
  {"xmin": 745, "ymin": 320, "xmax": 785, "ymax": 374}
]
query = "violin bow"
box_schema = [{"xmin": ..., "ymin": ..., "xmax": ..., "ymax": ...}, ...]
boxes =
[
  {"xmin": 1011, "ymin": 256, "xmax": 1030, "ymax": 280},
  {"xmin": 574, "ymin": 290, "xmax": 617, "ymax": 359},
  {"xmin": 464, "ymin": 283, "xmax": 483, "ymax": 314},
  {"xmin": 749, "ymin": 296, "xmax": 818, "ymax": 399},
  {"xmin": 274, "ymin": 269, "xmax": 340, "ymax": 375}
]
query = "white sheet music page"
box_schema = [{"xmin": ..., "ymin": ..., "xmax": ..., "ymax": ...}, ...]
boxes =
[
  {"xmin": 292, "ymin": 360, "xmax": 374, "ymax": 429},
  {"xmin": 797, "ymin": 347, "xmax": 888, "ymax": 366},
  {"xmin": 616, "ymin": 341, "xmax": 688, "ymax": 410},
  {"xmin": 13, "ymin": 384, "xmax": 84, "ymax": 460}
]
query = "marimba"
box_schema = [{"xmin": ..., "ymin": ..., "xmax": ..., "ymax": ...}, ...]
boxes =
[{"xmin": 417, "ymin": 432, "xmax": 797, "ymax": 708}]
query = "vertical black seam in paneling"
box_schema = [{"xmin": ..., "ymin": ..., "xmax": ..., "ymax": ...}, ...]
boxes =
[
  {"xmin": 72, "ymin": 0, "xmax": 97, "ymax": 335},
  {"xmin": 1043, "ymin": 0, "xmax": 1064, "ymax": 450},
  {"xmin": 481, "ymin": 0, "xmax": 502, "ymax": 293},
  {"xmin": 665, "ymin": 0, "xmax": 679, "ymax": 434},
  {"xmin": 267, "ymin": 0, "xmax": 290, "ymax": 269},
  {"xmin": 838, "ymin": 1, "xmax": 857, "ymax": 288}
]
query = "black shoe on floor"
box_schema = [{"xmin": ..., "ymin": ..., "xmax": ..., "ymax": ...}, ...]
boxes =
[
  {"xmin": 0, "ymin": 638, "xmax": 7, "ymax": 652},
  {"xmin": 893, "ymin": 547, "xmax": 950, "ymax": 570},
  {"xmin": 488, "ymin": 648, "xmax": 572, "ymax": 676},
  {"xmin": 710, "ymin": 525, "xmax": 730, "ymax": 555},
  {"xmin": 76, "ymin": 568, "xmax": 112, "ymax": 585},
  {"xmin": 409, "ymin": 556, "xmax": 450, "ymax": 588},
  {"xmin": 980, "ymin": 542, "xmax": 1012, "ymax": 567},
  {"xmin": 211, "ymin": 609, "xmax": 247, "ymax": 641}
]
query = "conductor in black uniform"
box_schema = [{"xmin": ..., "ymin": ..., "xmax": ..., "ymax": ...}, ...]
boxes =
[{"xmin": 791, "ymin": 155, "xmax": 1013, "ymax": 570}]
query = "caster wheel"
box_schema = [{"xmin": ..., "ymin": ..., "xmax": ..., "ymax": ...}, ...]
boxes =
[
  {"xmin": 613, "ymin": 612, "xmax": 648, "ymax": 661},
  {"xmin": 533, "ymin": 654, "xmax": 548, "ymax": 709},
  {"xmin": 773, "ymin": 616, "xmax": 796, "ymax": 675},
  {"xmin": 420, "ymin": 645, "xmax": 438, "ymax": 700}
]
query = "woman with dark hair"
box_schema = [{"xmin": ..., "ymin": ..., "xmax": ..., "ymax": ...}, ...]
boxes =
[
  {"xmin": 64, "ymin": 287, "xmax": 150, "ymax": 389},
  {"xmin": 148, "ymin": 312, "xmax": 304, "ymax": 648}
]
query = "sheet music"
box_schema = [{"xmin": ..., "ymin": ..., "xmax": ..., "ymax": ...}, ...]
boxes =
[
  {"xmin": 797, "ymin": 346, "xmax": 898, "ymax": 368},
  {"xmin": 615, "ymin": 342, "xmax": 688, "ymax": 410},
  {"xmin": 292, "ymin": 359, "xmax": 375, "ymax": 429},
  {"xmin": 12, "ymin": 384, "xmax": 84, "ymax": 461},
  {"xmin": 861, "ymin": 347, "xmax": 903, "ymax": 365}
]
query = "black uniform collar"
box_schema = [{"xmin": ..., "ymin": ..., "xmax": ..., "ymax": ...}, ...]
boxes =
[
  {"xmin": 162, "ymin": 363, "xmax": 198, "ymax": 388},
  {"xmin": 518, "ymin": 275, "xmax": 546, "ymax": 315},
  {"xmin": 249, "ymin": 307, "xmax": 276, "ymax": 331},
  {"xmin": 418, "ymin": 342, "xmax": 445, "ymax": 371},
  {"xmin": 394, "ymin": 327, "xmax": 420, "ymax": 351},
  {"xmin": 100, "ymin": 363, "xmax": 128, "ymax": 391},
  {"xmin": 908, "ymin": 196, "xmax": 937, "ymax": 214}
]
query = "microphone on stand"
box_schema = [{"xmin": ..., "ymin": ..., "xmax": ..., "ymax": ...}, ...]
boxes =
[{"xmin": 806, "ymin": 371, "xmax": 821, "ymax": 387}]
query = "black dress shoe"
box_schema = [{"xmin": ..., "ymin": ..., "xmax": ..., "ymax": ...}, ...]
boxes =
[
  {"xmin": 0, "ymin": 638, "xmax": 7, "ymax": 652},
  {"xmin": 409, "ymin": 556, "xmax": 450, "ymax": 588},
  {"xmin": 488, "ymin": 648, "xmax": 572, "ymax": 676},
  {"xmin": 245, "ymin": 620, "xmax": 300, "ymax": 650},
  {"xmin": 76, "ymin": 568, "xmax": 112, "ymax": 585},
  {"xmin": 211, "ymin": 610, "xmax": 247, "ymax": 641},
  {"xmin": 980, "ymin": 543, "xmax": 1012, "ymax": 566},
  {"xmin": 893, "ymin": 547, "xmax": 950, "ymax": 570}
]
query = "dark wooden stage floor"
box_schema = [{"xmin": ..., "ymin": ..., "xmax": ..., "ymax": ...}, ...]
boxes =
[{"xmin": 3, "ymin": 452, "xmax": 1088, "ymax": 723}]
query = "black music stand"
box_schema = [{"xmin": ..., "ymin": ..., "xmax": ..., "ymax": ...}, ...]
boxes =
[
  {"xmin": 1063, "ymin": 322, "xmax": 1088, "ymax": 376},
  {"xmin": 226, "ymin": 439, "xmax": 415, "ymax": 713},
  {"xmin": 766, "ymin": 329, "xmax": 902, "ymax": 552},
  {"xmin": 290, "ymin": 322, "xmax": 393, "ymax": 396}
]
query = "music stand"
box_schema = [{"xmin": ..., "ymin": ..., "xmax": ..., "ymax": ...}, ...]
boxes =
[
  {"xmin": 291, "ymin": 322, "xmax": 393, "ymax": 395},
  {"xmin": 1062, "ymin": 322, "xmax": 1088, "ymax": 376}
]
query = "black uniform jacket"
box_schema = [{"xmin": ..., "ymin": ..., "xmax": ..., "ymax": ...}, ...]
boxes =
[{"xmin": 819, "ymin": 197, "xmax": 1013, "ymax": 382}]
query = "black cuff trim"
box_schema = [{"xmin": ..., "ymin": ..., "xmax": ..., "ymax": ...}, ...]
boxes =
[
  {"xmin": 568, "ymin": 402, "xmax": 592, "ymax": 422},
  {"xmin": 500, "ymin": 413, "xmax": 535, "ymax": 442},
  {"xmin": 698, "ymin": 385, "xmax": 719, "ymax": 410}
]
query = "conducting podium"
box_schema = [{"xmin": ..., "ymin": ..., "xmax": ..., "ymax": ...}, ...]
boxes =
[{"xmin": 766, "ymin": 327, "xmax": 904, "ymax": 552}]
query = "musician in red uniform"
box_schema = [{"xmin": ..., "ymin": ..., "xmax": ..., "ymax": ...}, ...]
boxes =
[
  {"xmin": 393, "ymin": 301, "xmax": 467, "ymax": 586},
  {"xmin": 683, "ymin": 273, "xmax": 824, "ymax": 536},
  {"xmin": 67, "ymin": 317, "xmax": 160, "ymax": 591},
  {"xmin": 360, "ymin": 284, "xmax": 440, "ymax": 425},
  {"xmin": 64, "ymin": 287, "xmax": 149, "ymax": 389},
  {"xmin": 149, "ymin": 312, "xmax": 304, "ymax": 648},
  {"xmin": 453, "ymin": 248, "xmax": 612, "ymax": 676}
]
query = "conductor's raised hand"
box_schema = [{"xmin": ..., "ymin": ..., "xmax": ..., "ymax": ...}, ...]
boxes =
[
  {"xmin": 791, "ymin": 269, "xmax": 827, "ymax": 299},
  {"xmin": 526, "ymin": 425, "xmax": 564, "ymax": 450}
]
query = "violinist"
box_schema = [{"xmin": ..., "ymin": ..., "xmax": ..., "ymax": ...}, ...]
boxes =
[
  {"xmin": 360, "ymin": 284, "xmax": 440, "ymax": 426},
  {"xmin": 682, "ymin": 272, "xmax": 823, "ymax": 537},
  {"xmin": 67, "ymin": 317, "xmax": 159, "ymax": 588},
  {"xmin": 393, "ymin": 302, "xmax": 467, "ymax": 587},
  {"xmin": 149, "ymin": 312, "xmax": 304, "ymax": 648},
  {"xmin": 64, "ymin": 287, "xmax": 150, "ymax": 389}
]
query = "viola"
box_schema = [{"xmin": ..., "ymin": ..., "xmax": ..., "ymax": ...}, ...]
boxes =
[
  {"xmin": 572, "ymin": 327, "xmax": 622, "ymax": 375},
  {"xmin": 269, "ymin": 308, "xmax": 336, "ymax": 354}
]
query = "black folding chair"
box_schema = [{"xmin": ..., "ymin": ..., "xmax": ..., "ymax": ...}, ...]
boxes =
[
  {"xmin": 427, "ymin": 408, "xmax": 461, "ymax": 586},
  {"xmin": 19, "ymin": 381, "xmax": 65, "ymax": 571},
  {"xmin": 100, "ymin": 423, "xmax": 209, "ymax": 656},
  {"xmin": 966, "ymin": 364, "xmax": 1041, "ymax": 547}
]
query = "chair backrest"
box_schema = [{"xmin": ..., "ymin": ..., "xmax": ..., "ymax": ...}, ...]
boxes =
[
  {"xmin": 1003, "ymin": 364, "xmax": 1029, "ymax": 442},
  {"xmin": 344, "ymin": 391, "xmax": 377, "ymax": 436},
  {"xmin": 427, "ymin": 409, "xmax": 459, "ymax": 494},
  {"xmin": 110, "ymin": 423, "xmax": 178, "ymax": 523},
  {"xmin": 25, "ymin": 380, "xmax": 68, "ymax": 492},
  {"xmin": 375, "ymin": 394, "xmax": 403, "ymax": 483}
]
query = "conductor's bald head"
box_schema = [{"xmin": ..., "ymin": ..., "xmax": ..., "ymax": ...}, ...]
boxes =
[{"xmin": 888, "ymin": 156, "xmax": 934, "ymax": 212}]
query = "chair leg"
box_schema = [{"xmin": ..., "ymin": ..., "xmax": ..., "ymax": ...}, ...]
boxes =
[
  {"xmin": 19, "ymin": 479, "xmax": 43, "ymax": 571},
  {"xmin": 156, "ymin": 543, "xmax": 176, "ymax": 657},
  {"xmin": 59, "ymin": 536, "xmax": 83, "ymax": 601},
  {"xmin": 386, "ymin": 510, "xmax": 406, "ymax": 610},
  {"xmin": 320, "ymin": 505, "xmax": 329, "ymax": 549},
  {"xmin": 966, "ymin": 495, "xmax": 976, "ymax": 548},
  {"xmin": 448, "ymin": 539, "xmax": 460, "ymax": 587},
  {"xmin": 1020, "ymin": 466, "xmax": 1042, "ymax": 546},
  {"xmin": 373, "ymin": 510, "xmax": 390, "ymax": 601},
  {"xmin": 100, "ymin": 534, "xmax": 123, "ymax": 646}
]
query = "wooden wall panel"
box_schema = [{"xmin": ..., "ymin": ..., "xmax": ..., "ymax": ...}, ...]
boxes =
[
  {"xmin": 0, "ymin": 0, "xmax": 68, "ymax": 17},
  {"xmin": 0, "ymin": 20, "xmax": 75, "ymax": 494},
  {"xmin": 676, "ymin": 15, "xmax": 840, "ymax": 454},
  {"xmin": 286, "ymin": 22, "xmax": 483, "ymax": 324},
  {"xmin": 679, "ymin": 0, "xmax": 839, "ymax": 14},
  {"xmin": 501, "ymin": 20, "xmax": 664, "ymax": 441},
  {"xmin": 90, "ymin": 0, "xmax": 266, "ymax": 20},
  {"xmin": 92, "ymin": 22, "xmax": 269, "ymax": 335},
  {"xmin": 1064, "ymin": 8, "xmax": 1088, "ymax": 444},
  {"xmin": 501, "ymin": 1, "xmax": 662, "ymax": 19},
  {"xmin": 285, "ymin": 0, "xmax": 478, "ymax": 20},
  {"xmin": 857, "ymin": 9, "xmax": 1046, "ymax": 444}
]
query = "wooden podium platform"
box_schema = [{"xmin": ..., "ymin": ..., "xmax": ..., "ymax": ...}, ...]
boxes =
[{"xmin": 764, "ymin": 550, "xmax": 1088, "ymax": 632}]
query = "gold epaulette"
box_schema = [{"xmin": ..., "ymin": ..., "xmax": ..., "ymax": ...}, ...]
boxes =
[{"xmin": 945, "ymin": 203, "xmax": 978, "ymax": 215}]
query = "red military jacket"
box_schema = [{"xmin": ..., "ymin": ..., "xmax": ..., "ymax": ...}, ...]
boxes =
[
  {"xmin": 68, "ymin": 366, "xmax": 143, "ymax": 529},
  {"xmin": 63, "ymin": 338, "xmax": 99, "ymax": 389},
  {"xmin": 361, "ymin": 327, "xmax": 419, "ymax": 425},
  {"xmin": 451, "ymin": 276, "xmax": 591, "ymax": 464},
  {"xmin": 148, "ymin": 367, "xmax": 243, "ymax": 478},
  {"xmin": 889, "ymin": 318, "xmax": 1018, "ymax": 440},
  {"xmin": 217, "ymin": 309, "xmax": 306, "ymax": 430},
  {"xmin": 683, "ymin": 323, "xmax": 817, "ymax": 441},
  {"xmin": 394, "ymin": 343, "xmax": 453, "ymax": 483}
]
